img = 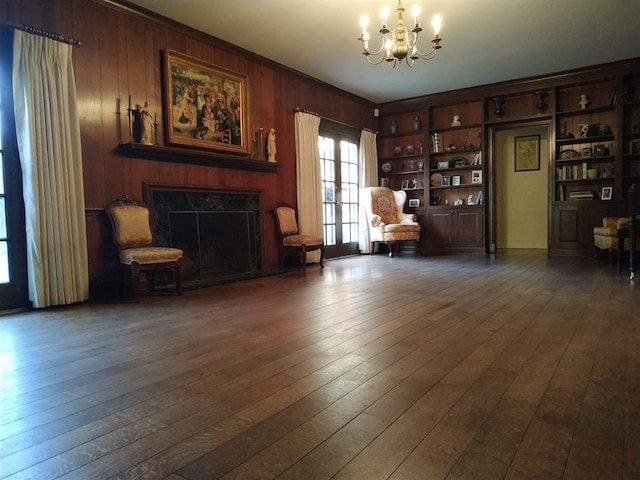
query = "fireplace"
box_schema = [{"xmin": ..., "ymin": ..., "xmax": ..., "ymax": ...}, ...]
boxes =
[{"xmin": 144, "ymin": 183, "xmax": 262, "ymax": 287}]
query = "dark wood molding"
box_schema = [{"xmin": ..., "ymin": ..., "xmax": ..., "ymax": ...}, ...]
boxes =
[
  {"xmin": 118, "ymin": 143, "xmax": 279, "ymax": 172},
  {"xmin": 378, "ymin": 56, "xmax": 640, "ymax": 113}
]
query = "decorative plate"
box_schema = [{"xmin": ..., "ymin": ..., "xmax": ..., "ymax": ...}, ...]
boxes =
[
  {"xmin": 430, "ymin": 172, "xmax": 443, "ymax": 187},
  {"xmin": 560, "ymin": 149, "xmax": 579, "ymax": 159},
  {"xmin": 381, "ymin": 162, "xmax": 392, "ymax": 173}
]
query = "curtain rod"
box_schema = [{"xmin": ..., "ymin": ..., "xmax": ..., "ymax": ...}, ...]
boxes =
[
  {"xmin": 0, "ymin": 20, "xmax": 83, "ymax": 47},
  {"xmin": 294, "ymin": 107, "xmax": 376, "ymax": 134}
]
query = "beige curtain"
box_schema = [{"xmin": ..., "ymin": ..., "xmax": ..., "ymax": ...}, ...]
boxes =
[
  {"xmin": 294, "ymin": 111, "xmax": 323, "ymax": 264},
  {"xmin": 13, "ymin": 31, "xmax": 89, "ymax": 308},
  {"xmin": 358, "ymin": 129, "xmax": 378, "ymax": 253}
]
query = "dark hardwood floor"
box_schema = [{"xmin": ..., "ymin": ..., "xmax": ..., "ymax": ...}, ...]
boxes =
[{"xmin": 0, "ymin": 250, "xmax": 638, "ymax": 480}]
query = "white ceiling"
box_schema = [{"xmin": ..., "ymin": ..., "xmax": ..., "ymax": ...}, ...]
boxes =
[{"xmin": 126, "ymin": 0, "xmax": 640, "ymax": 104}]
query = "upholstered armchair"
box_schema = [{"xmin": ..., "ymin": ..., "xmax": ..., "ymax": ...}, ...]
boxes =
[
  {"xmin": 274, "ymin": 202, "xmax": 325, "ymax": 270},
  {"xmin": 106, "ymin": 197, "xmax": 183, "ymax": 301},
  {"xmin": 361, "ymin": 186, "xmax": 421, "ymax": 256},
  {"xmin": 594, "ymin": 217, "xmax": 630, "ymax": 260}
]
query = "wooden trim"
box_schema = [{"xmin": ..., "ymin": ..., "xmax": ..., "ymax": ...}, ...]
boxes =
[{"xmin": 118, "ymin": 143, "xmax": 279, "ymax": 172}]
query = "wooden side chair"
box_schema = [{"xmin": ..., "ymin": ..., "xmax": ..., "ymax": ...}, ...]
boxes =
[
  {"xmin": 106, "ymin": 197, "xmax": 183, "ymax": 301},
  {"xmin": 274, "ymin": 202, "xmax": 324, "ymax": 270}
]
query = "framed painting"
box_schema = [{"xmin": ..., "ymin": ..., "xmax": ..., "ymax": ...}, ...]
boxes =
[
  {"xmin": 514, "ymin": 135, "xmax": 540, "ymax": 172},
  {"xmin": 164, "ymin": 50, "xmax": 250, "ymax": 155}
]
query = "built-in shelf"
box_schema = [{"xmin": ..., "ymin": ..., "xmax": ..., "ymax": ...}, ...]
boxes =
[{"xmin": 118, "ymin": 143, "xmax": 280, "ymax": 172}]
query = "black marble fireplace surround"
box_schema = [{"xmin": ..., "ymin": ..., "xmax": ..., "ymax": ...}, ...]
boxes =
[{"xmin": 144, "ymin": 183, "xmax": 263, "ymax": 288}]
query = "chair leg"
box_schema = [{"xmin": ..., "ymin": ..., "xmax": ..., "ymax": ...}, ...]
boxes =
[
  {"xmin": 319, "ymin": 244, "xmax": 325, "ymax": 268},
  {"xmin": 131, "ymin": 262, "xmax": 141, "ymax": 302},
  {"xmin": 175, "ymin": 259, "xmax": 183, "ymax": 295},
  {"xmin": 370, "ymin": 242, "xmax": 375, "ymax": 255},
  {"xmin": 300, "ymin": 245, "xmax": 307, "ymax": 270}
]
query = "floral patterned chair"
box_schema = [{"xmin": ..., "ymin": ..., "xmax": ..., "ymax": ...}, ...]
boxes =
[
  {"xmin": 274, "ymin": 202, "xmax": 324, "ymax": 270},
  {"xmin": 361, "ymin": 186, "xmax": 421, "ymax": 257},
  {"xmin": 106, "ymin": 197, "xmax": 183, "ymax": 301}
]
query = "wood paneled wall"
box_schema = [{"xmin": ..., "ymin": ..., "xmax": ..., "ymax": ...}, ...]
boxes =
[{"xmin": 0, "ymin": 0, "xmax": 376, "ymax": 295}]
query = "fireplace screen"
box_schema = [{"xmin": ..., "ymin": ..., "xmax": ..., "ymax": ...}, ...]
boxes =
[
  {"xmin": 169, "ymin": 211, "xmax": 256, "ymax": 281},
  {"xmin": 146, "ymin": 186, "xmax": 262, "ymax": 287}
]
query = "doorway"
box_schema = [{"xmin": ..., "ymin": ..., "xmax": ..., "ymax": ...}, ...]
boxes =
[
  {"xmin": 319, "ymin": 123, "xmax": 360, "ymax": 259},
  {"xmin": 489, "ymin": 122, "xmax": 551, "ymax": 252}
]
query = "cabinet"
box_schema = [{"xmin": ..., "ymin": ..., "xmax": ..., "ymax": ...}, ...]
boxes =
[
  {"xmin": 551, "ymin": 79, "xmax": 619, "ymax": 253},
  {"xmin": 623, "ymin": 74, "xmax": 640, "ymax": 196},
  {"xmin": 378, "ymin": 111, "xmax": 426, "ymax": 209},
  {"xmin": 553, "ymin": 80, "xmax": 617, "ymax": 203},
  {"xmin": 426, "ymin": 100, "xmax": 485, "ymax": 251},
  {"xmin": 425, "ymin": 208, "xmax": 484, "ymax": 250}
]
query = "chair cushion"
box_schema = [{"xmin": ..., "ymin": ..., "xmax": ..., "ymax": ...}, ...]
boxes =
[
  {"xmin": 593, "ymin": 226, "xmax": 617, "ymax": 237},
  {"xmin": 110, "ymin": 204, "xmax": 153, "ymax": 246},
  {"xmin": 276, "ymin": 207, "xmax": 299, "ymax": 235},
  {"xmin": 283, "ymin": 234, "xmax": 324, "ymax": 247},
  {"xmin": 383, "ymin": 223, "xmax": 421, "ymax": 233},
  {"xmin": 120, "ymin": 247, "xmax": 183, "ymax": 265},
  {"xmin": 370, "ymin": 188, "xmax": 399, "ymax": 225}
]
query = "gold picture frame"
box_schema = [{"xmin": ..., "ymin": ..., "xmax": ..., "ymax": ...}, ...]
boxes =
[
  {"xmin": 514, "ymin": 135, "xmax": 540, "ymax": 171},
  {"xmin": 164, "ymin": 50, "xmax": 250, "ymax": 155}
]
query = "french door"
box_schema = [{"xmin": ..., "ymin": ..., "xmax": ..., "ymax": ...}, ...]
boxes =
[
  {"xmin": 0, "ymin": 28, "xmax": 29, "ymax": 311},
  {"xmin": 319, "ymin": 124, "xmax": 360, "ymax": 258}
]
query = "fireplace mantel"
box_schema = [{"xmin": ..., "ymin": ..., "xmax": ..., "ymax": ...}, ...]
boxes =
[{"xmin": 119, "ymin": 143, "xmax": 279, "ymax": 172}]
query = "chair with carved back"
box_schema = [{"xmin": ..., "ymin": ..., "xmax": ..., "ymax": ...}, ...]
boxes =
[
  {"xmin": 106, "ymin": 197, "xmax": 183, "ymax": 301},
  {"xmin": 274, "ymin": 202, "xmax": 324, "ymax": 270}
]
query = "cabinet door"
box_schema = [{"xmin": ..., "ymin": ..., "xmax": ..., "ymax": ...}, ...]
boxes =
[
  {"xmin": 551, "ymin": 204, "xmax": 619, "ymax": 251},
  {"xmin": 456, "ymin": 209, "xmax": 484, "ymax": 247},
  {"xmin": 426, "ymin": 211, "xmax": 454, "ymax": 248}
]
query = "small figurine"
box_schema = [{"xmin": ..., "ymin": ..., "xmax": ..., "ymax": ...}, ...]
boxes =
[
  {"xmin": 467, "ymin": 194, "xmax": 475, "ymax": 206},
  {"xmin": 579, "ymin": 94, "xmax": 590, "ymax": 110},
  {"xmin": 267, "ymin": 128, "xmax": 277, "ymax": 162},
  {"xmin": 140, "ymin": 102, "xmax": 154, "ymax": 145},
  {"xmin": 451, "ymin": 115, "xmax": 461, "ymax": 127}
]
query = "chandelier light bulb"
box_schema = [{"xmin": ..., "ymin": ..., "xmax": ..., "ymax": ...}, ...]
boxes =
[
  {"xmin": 381, "ymin": 7, "xmax": 389, "ymax": 27},
  {"xmin": 358, "ymin": 1, "xmax": 442, "ymax": 67},
  {"xmin": 411, "ymin": 5, "xmax": 421, "ymax": 25},
  {"xmin": 431, "ymin": 14, "xmax": 442, "ymax": 36}
]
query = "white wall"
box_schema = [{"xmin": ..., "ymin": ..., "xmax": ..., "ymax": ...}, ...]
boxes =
[{"xmin": 496, "ymin": 126, "xmax": 549, "ymax": 249}]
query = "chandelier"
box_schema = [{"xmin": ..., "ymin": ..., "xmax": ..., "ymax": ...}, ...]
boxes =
[{"xmin": 358, "ymin": 1, "xmax": 442, "ymax": 68}]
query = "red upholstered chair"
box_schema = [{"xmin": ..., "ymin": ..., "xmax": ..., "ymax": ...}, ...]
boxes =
[{"xmin": 106, "ymin": 197, "xmax": 183, "ymax": 301}]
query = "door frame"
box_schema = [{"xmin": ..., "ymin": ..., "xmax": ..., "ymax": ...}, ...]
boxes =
[
  {"xmin": 487, "ymin": 119, "xmax": 552, "ymax": 253},
  {"xmin": 319, "ymin": 120, "xmax": 361, "ymax": 259}
]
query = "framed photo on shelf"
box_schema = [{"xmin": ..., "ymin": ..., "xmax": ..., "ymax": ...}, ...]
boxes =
[
  {"xmin": 514, "ymin": 135, "xmax": 540, "ymax": 171},
  {"xmin": 408, "ymin": 198, "xmax": 420, "ymax": 207},
  {"xmin": 380, "ymin": 177, "xmax": 389, "ymax": 187},
  {"xmin": 164, "ymin": 50, "xmax": 250, "ymax": 155},
  {"xmin": 472, "ymin": 170, "xmax": 482, "ymax": 184},
  {"xmin": 601, "ymin": 186, "xmax": 613, "ymax": 201},
  {"xmin": 441, "ymin": 175, "xmax": 451, "ymax": 187},
  {"xmin": 582, "ymin": 147, "xmax": 592, "ymax": 157},
  {"xmin": 452, "ymin": 175, "xmax": 461, "ymax": 186},
  {"xmin": 401, "ymin": 179, "xmax": 410, "ymax": 190},
  {"xmin": 394, "ymin": 146, "xmax": 403, "ymax": 156},
  {"xmin": 438, "ymin": 161, "xmax": 449, "ymax": 169}
]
